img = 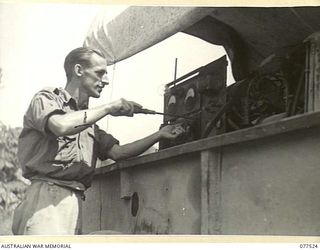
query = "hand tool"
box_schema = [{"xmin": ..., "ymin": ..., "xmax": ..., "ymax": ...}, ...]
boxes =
[{"xmin": 134, "ymin": 107, "xmax": 193, "ymax": 120}]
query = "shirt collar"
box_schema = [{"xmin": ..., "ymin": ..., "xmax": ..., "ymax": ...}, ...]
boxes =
[
  {"xmin": 54, "ymin": 87, "xmax": 89, "ymax": 110},
  {"xmin": 54, "ymin": 87, "xmax": 78, "ymax": 108}
]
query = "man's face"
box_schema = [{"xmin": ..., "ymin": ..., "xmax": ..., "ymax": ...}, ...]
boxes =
[{"xmin": 80, "ymin": 53, "xmax": 109, "ymax": 98}]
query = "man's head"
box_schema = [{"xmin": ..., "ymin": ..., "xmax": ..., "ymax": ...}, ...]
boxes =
[{"xmin": 64, "ymin": 47, "xmax": 109, "ymax": 98}]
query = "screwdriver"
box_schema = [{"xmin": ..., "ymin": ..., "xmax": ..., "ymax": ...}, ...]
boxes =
[{"xmin": 134, "ymin": 107, "xmax": 193, "ymax": 120}]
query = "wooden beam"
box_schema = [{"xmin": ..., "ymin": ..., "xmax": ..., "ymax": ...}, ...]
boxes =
[
  {"xmin": 96, "ymin": 111, "xmax": 320, "ymax": 176},
  {"xmin": 200, "ymin": 149, "xmax": 223, "ymax": 235},
  {"xmin": 208, "ymin": 149, "xmax": 222, "ymax": 235},
  {"xmin": 200, "ymin": 150, "xmax": 210, "ymax": 234}
]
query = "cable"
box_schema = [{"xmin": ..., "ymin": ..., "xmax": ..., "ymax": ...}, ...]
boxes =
[{"xmin": 105, "ymin": 63, "xmax": 116, "ymax": 131}]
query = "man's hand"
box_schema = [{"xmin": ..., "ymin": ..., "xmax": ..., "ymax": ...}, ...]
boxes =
[
  {"xmin": 105, "ymin": 123, "xmax": 186, "ymax": 161},
  {"xmin": 108, "ymin": 98, "xmax": 142, "ymax": 117},
  {"xmin": 159, "ymin": 124, "xmax": 185, "ymax": 140}
]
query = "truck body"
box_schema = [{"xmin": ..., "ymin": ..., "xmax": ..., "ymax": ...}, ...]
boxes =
[{"xmin": 82, "ymin": 6, "xmax": 320, "ymax": 235}]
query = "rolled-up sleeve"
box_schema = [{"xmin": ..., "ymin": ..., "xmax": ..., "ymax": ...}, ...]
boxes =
[
  {"xmin": 28, "ymin": 91, "xmax": 65, "ymax": 135},
  {"xmin": 96, "ymin": 128, "xmax": 119, "ymax": 161}
]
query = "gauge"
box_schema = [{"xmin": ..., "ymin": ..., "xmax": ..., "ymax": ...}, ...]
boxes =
[
  {"xmin": 184, "ymin": 87, "xmax": 196, "ymax": 111},
  {"xmin": 167, "ymin": 95, "xmax": 177, "ymax": 113}
]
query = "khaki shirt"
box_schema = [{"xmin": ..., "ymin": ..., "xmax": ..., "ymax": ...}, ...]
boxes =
[{"xmin": 18, "ymin": 87, "xmax": 119, "ymax": 190}]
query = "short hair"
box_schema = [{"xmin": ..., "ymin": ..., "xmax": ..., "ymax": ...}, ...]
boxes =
[{"xmin": 64, "ymin": 47, "xmax": 105, "ymax": 82}]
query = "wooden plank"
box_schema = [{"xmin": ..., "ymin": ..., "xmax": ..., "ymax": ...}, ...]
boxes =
[
  {"xmin": 81, "ymin": 177, "xmax": 102, "ymax": 233},
  {"xmin": 96, "ymin": 111, "xmax": 320, "ymax": 175},
  {"xmin": 200, "ymin": 149, "xmax": 223, "ymax": 235},
  {"xmin": 304, "ymin": 44, "xmax": 310, "ymax": 112},
  {"xmin": 219, "ymin": 129, "xmax": 320, "ymax": 235},
  {"xmin": 307, "ymin": 42, "xmax": 315, "ymax": 111},
  {"xmin": 120, "ymin": 170, "xmax": 132, "ymax": 199},
  {"xmin": 314, "ymin": 39, "xmax": 320, "ymax": 110},
  {"xmin": 200, "ymin": 150, "xmax": 209, "ymax": 234},
  {"xmin": 306, "ymin": 33, "xmax": 320, "ymax": 112},
  {"xmin": 207, "ymin": 149, "xmax": 222, "ymax": 235}
]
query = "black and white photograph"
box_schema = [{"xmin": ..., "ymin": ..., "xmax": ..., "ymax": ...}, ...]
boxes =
[{"xmin": 0, "ymin": 1, "xmax": 320, "ymax": 244}]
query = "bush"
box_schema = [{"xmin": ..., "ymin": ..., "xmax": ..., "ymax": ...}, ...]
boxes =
[{"xmin": 0, "ymin": 121, "xmax": 28, "ymax": 235}]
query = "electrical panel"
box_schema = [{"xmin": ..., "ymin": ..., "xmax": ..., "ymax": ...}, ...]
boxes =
[
  {"xmin": 225, "ymin": 43, "xmax": 306, "ymax": 131},
  {"xmin": 159, "ymin": 35, "xmax": 315, "ymax": 150},
  {"xmin": 159, "ymin": 56, "xmax": 227, "ymax": 149}
]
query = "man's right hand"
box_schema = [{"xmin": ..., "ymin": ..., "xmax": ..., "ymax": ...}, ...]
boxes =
[{"xmin": 108, "ymin": 98, "xmax": 142, "ymax": 117}]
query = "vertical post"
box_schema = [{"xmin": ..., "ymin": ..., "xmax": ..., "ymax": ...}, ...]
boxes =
[
  {"xmin": 305, "ymin": 32, "xmax": 320, "ymax": 112},
  {"xmin": 305, "ymin": 43, "xmax": 311, "ymax": 112},
  {"xmin": 313, "ymin": 35, "xmax": 320, "ymax": 111},
  {"xmin": 174, "ymin": 58, "xmax": 178, "ymax": 81},
  {"xmin": 200, "ymin": 149, "xmax": 223, "ymax": 234},
  {"xmin": 200, "ymin": 150, "xmax": 210, "ymax": 234},
  {"xmin": 208, "ymin": 149, "xmax": 222, "ymax": 234}
]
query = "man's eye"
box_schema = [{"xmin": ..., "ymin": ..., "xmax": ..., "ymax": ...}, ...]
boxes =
[{"xmin": 96, "ymin": 71, "xmax": 105, "ymax": 78}]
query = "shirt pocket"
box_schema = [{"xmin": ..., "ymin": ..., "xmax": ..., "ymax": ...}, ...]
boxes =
[
  {"xmin": 79, "ymin": 128, "xmax": 96, "ymax": 167},
  {"xmin": 54, "ymin": 135, "xmax": 79, "ymax": 167}
]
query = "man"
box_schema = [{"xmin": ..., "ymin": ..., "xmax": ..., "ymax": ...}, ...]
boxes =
[{"xmin": 12, "ymin": 47, "xmax": 184, "ymax": 235}]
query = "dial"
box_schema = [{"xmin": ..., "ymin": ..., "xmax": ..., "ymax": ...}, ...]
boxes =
[
  {"xmin": 184, "ymin": 87, "xmax": 196, "ymax": 111},
  {"xmin": 167, "ymin": 95, "xmax": 177, "ymax": 113}
]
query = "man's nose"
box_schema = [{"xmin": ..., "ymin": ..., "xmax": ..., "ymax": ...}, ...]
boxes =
[{"xmin": 101, "ymin": 74, "xmax": 109, "ymax": 86}]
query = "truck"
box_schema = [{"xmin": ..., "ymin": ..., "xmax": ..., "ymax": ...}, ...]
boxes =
[{"xmin": 81, "ymin": 6, "xmax": 320, "ymax": 235}]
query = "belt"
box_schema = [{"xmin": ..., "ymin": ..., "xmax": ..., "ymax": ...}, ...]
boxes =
[
  {"xmin": 30, "ymin": 177, "xmax": 87, "ymax": 201},
  {"xmin": 39, "ymin": 180, "xmax": 87, "ymax": 201},
  {"xmin": 50, "ymin": 182, "xmax": 86, "ymax": 201}
]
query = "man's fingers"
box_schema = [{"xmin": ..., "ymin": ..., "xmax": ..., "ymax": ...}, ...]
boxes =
[
  {"xmin": 110, "ymin": 99, "xmax": 143, "ymax": 117},
  {"xmin": 170, "ymin": 125, "xmax": 185, "ymax": 135},
  {"xmin": 121, "ymin": 100, "xmax": 135, "ymax": 116},
  {"xmin": 126, "ymin": 101, "xmax": 143, "ymax": 116}
]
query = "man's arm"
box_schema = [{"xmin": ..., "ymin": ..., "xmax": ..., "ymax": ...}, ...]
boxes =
[
  {"xmin": 106, "ymin": 125, "xmax": 185, "ymax": 161},
  {"xmin": 48, "ymin": 98, "xmax": 141, "ymax": 137}
]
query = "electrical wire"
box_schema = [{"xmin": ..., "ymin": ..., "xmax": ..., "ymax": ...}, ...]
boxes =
[{"xmin": 105, "ymin": 63, "xmax": 116, "ymax": 131}]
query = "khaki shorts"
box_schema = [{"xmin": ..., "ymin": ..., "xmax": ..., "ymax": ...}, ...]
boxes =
[{"xmin": 12, "ymin": 180, "xmax": 82, "ymax": 235}]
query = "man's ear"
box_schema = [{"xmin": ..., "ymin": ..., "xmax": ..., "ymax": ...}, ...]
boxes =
[{"xmin": 74, "ymin": 64, "xmax": 83, "ymax": 77}]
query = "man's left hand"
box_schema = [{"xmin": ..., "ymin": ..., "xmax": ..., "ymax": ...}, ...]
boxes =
[{"xmin": 159, "ymin": 124, "xmax": 185, "ymax": 139}]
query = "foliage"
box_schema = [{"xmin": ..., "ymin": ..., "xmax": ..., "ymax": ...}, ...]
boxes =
[
  {"xmin": 0, "ymin": 121, "xmax": 21, "ymax": 182},
  {"xmin": 0, "ymin": 121, "xmax": 28, "ymax": 235}
]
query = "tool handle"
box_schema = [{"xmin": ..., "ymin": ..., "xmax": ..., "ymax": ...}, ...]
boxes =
[
  {"xmin": 133, "ymin": 107, "xmax": 157, "ymax": 114},
  {"xmin": 134, "ymin": 107, "xmax": 192, "ymax": 120}
]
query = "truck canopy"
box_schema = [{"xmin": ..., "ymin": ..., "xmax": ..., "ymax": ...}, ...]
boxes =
[{"xmin": 84, "ymin": 6, "xmax": 320, "ymax": 81}]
